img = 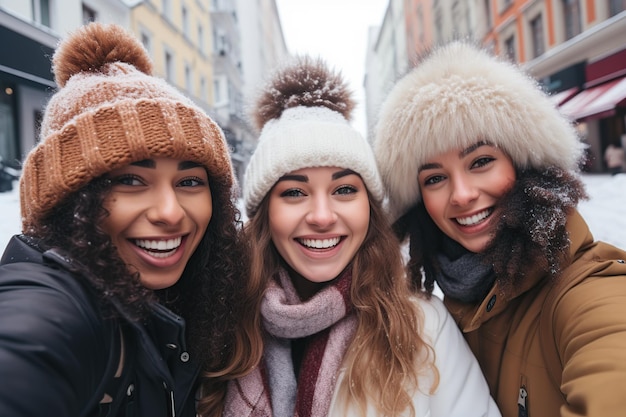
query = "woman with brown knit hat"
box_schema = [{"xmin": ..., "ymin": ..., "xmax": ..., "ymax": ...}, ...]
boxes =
[
  {"xmin": 0, "ymin": 23, "xmax": 259, "ymax": 417},
  {"xmin": 374, "ymin": 40, "xmax": 626, "ymax": 417},
  {"xmin": 223, "ymin": 56, "xmax": 500, "ymax": 417}
]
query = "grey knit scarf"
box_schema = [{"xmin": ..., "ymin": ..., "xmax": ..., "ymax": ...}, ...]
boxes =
[{"xmin": 435, "ymin": 236, "xmax": 496, "ymax": 303}]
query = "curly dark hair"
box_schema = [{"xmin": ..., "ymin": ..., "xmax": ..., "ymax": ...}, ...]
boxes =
[{"xmin": 33, "ymin": 172, "xmax": 259, "ymax": 416}]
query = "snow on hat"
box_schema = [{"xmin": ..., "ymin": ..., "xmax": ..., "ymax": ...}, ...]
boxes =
[
  {"xmin": 243, "ymin": 56, "xmax": 384, "ymax": 217},
  {"xmin": 20, "ymin": 22, "xmax": 234, "ymax": 233},
  {"xmin": 373, "ymin": 40, "xmax": 585, "ymax": 221}
]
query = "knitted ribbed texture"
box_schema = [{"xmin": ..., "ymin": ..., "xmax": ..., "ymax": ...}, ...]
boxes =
[
  {"xmin": 19, "ymin": 23, "xmax": 233, "ymax": 233},
  {"xmin": 243, "ymin": 106, "xmax": 384, "ymax": 217},
  {"xmin": 242, "ymin": 56, "xmax": 384, "ymax": 217},
  {"xmin": 223, "ymin": 269, "xmax": 356, "ymax": 417}
]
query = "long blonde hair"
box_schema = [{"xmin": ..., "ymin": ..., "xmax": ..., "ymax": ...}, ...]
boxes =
[{"xmin": 244, "ymin": 191, "xmax": 439, "ymax": 416}]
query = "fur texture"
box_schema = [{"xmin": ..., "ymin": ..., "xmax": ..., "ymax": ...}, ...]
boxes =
[
  {"xmin": 253, "ymin": 56, "xmax": 354, "ymax": 130},
  {"xmin": 53, "ymin": 22, "xmax": 152, "ymax": 87},
  {"xmin": 374, "ymin": 41, "xmax": 586, "ymax": 220}
]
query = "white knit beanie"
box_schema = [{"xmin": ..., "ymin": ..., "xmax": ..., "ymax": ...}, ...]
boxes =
[
  {"xmin": 373, "ymin": 41, "xmax": 586, "ymax": 221},
  {"xmin": 243, "ymin": 57, "xmax": 384, "ymax": 217}
]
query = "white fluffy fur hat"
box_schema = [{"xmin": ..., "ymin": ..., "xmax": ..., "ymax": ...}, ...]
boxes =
[
  {"xmin": 243, "ymin": 56, "xmax": 384, "ymax": 217},
  {"xmin": 373, "ymin": 41, "xmax": 585, "ymax": 221}
]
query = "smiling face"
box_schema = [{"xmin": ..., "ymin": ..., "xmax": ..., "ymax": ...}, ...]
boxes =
[
  {"xmin": 268, "ymin": 166, "xmax": 370, "ymax": 298},
  {"xmin": 101, "ymin": 158, "xmax": 213, "ymax": 290},
  {"xmin": 418, "ymin": 142, "xmax": 516, "ymax": 253}
]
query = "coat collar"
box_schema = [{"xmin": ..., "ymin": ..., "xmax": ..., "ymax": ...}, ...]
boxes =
[{"xmin": 444, "ymin": 210, "xmax": 593, "ymax": 332}]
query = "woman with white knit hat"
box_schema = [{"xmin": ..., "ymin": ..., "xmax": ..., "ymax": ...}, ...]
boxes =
[
  {"xmin": 374, "ymin": 40, "xmax": 626, "ymax": 417},
  {"xmin": 0, "ymin": 23, "xmax": 257, "ymax": 416},
  {"xmin": 224, "ymin": 56, "xmax": 500, "ymax": 417}
]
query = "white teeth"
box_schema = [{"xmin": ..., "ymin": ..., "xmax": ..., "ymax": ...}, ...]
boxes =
[
  {"xmin": 299, "ymin": 237, "xmax": 341, "ymax": 249},
  {"xmin": 456, "ymin": 209, "xmax": 491, "ymax": 226},
  {"xmin": 135, "ymin": 237, "xmax": 182, "ymax": 251}
]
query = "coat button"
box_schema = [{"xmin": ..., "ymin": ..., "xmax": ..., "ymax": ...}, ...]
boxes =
[
  {"xmin": 180, "ymin": 352, "xmax": 190, "ymax": 362},
  {"xmin": 486, "ymin": 295, "xmax": 496, "ymax": 312},
  {"xmin": 126, "ymin": 384, "xmax": 135, "ymax": 396}
]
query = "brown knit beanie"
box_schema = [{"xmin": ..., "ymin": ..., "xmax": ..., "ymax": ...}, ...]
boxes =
[{"xmin": 20, "ymin": 22, "xmax": 234, "ymax": 233}]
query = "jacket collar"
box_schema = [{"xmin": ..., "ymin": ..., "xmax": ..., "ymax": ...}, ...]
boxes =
[{"xmin": 444, "ymin": 210, "xmax": 593, "ymax": 332}]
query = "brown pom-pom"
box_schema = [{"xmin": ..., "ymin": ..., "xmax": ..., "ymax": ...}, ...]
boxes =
[
  {"xmin": 253, "ymin": 56, "xmax": 355, "ymax": 130},
  {"xmin": 52, "ymin": 22, "xmax": 153, "ymax": 88}
]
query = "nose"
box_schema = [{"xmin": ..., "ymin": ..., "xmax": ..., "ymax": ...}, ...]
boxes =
[
  {"xmin": 449, "ymin": 176, "xmax": 479, "ymax": 206},
  {"xmin": 305, "ymin": 195, "xmax": 337, "ymax": 228},
  {"xmin": 146, "ymin": 187, "xmax": 185, "ymax": 226}
]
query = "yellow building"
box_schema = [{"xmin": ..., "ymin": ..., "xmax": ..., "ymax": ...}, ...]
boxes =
[{"xmin": 127, "ymin": 0, "xmax": 215, "ymax": 113}]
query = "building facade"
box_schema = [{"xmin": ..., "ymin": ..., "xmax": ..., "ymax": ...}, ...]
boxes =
[
  {"xmin": 0, "ymin": 0, "xmax": 128, "ymax": 168},
  {"xmin": 371, "ymin": 0, "xmax": 626, "ymax": 173},
  {"xmin": 0, "ymin": 0, "xmax": 287, "ymax": 185}
]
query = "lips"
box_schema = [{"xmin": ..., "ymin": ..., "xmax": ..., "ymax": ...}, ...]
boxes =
[
  {"xmin": 455, "ymin": 208, "xmax": 493, "ymax": 226},
  {"xmin": 297, "ymin": 237, "xmax": 341, "ymax": 249},
  {"xmin": 134, "ymin": 236, "xmax": 182, "ymax": 258}
]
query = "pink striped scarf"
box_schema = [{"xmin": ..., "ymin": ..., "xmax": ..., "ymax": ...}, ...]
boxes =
[{"xmin": 224, "ymin": 268, "xmax": 357, "ymax": 417}]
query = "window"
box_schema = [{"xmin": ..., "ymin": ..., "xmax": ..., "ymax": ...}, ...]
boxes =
[
  {"xmin": 200, "ymin": 76, "xmax": 207, "ymax": 102},
  {"xmin": 184, "ymin": 63, "xmax": 192, "ymax": 93},
  {"xmin": 162, "ymin": 0, "xmax": 172, "ymax": 20},
  {"xmin": 504, "ymin": 35, "xmax": 516, "ymax": 62},
  {"xmin": 141, "ymin": 31, "xmax": 152, "ymax": 55},
  {"xmin": 434, "ymin": 7, "xmax": 443, "ymax": 43},
  {"xmin": 530, "ymin": 14, "xmax": 545, "ymax": 58},
  {"xmin": 213, "ymin": 79, "xmax": 222, "ymax": 104},
  {"xmin": 214, "ymin": 30, "xmax": 228, "ymax": 56},
  {"xmin": 32, "ymin": 0, "xmax": 51, "ymax": 27},
  {"xmin": 609, "ymin": 0, "xmax": 626, "ymax": 16},
  {"xmin": 198, "ymin": 24, "xmax": 205, "ymax": 55},
  {"xmin": 452, "ymin": 0, "xmax": 462, "ymax": 36},
  {"xmin": 416, "ymin": 4, "xmax": 424, "ymax": 44},
  {"xmin": 164, "ymin": 50, "xmax": 174, "ymax": 82},
  {"xmin": 563, "ymin": 0, "xmax": 582, "ymax": 40},
  {"xmin": 182, "ymin": 5, "xmax": 189, "ymax": 39},
  {"xmin": 0, "ymin": 82, "xmax": 18, "ymax": 162},
  {"xmin": 82, "ymin": 4, "xmax": 97, "ymax": 24}
]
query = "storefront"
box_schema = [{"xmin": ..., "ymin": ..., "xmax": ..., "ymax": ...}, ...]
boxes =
[
  {"xmin": 559, "ymin": 48, "xmax": 626, "ymax": 172},
  {"xmin": 0, "ymin": 10, "xmax": 56, "ymax": 168}
]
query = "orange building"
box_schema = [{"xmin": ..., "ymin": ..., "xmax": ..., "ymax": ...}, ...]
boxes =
[{"xmin": 402, "ymin": 0, "xmax": 626, "ymax": 173}]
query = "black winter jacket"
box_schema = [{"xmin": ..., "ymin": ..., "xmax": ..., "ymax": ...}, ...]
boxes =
[{"xmin": 0, "ymin": 235, "xmax": 201, "ymax": 417}]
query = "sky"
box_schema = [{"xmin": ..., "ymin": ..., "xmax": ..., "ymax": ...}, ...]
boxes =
[{"xmin": 274, "ymin": 0, "xmax": 389, "ymax": 137}]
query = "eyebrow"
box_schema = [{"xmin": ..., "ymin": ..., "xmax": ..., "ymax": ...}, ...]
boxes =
[
  {"xmin": 332, "ymin": 169, "xmax": 358, "ymax": 180},
  {"xmin": 459, "ymin": 141, "xmax": 489, "ymax": 158},
  {"xmin": 130, "ymin": 159, "xmax": 202, "ymax": 170},
  {"xmin": 418, "ymin": 141, "xmax": 491, "ymax": 173},
  {"xmin": 276, "ymin": 174, "xmax": 308, "ymax": 183},
  {"xmin": 276, "ymin": 169, "xmax": 359, "ymax": 184}
]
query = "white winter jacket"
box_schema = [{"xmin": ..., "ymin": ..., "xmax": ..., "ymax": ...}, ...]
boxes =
[{"xmin": 328, "ymin": 296, "xmax": 501, "ymax": 417}]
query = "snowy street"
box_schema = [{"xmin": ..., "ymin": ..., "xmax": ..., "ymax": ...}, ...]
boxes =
[{"xmin": 0, "ymin": 174, "xmax": 625, "ymax": 252}]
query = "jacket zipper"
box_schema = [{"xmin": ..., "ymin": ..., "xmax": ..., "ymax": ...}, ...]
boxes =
[
  {"xmin": 164, "ymin": 382, "xmax": 176, "ymax": 417},
  {"xmin": 518, "ymin": 385, "xmax": 528, "ymax": 417}
]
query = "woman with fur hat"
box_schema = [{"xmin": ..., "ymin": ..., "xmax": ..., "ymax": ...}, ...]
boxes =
[
  {"xmin": 374, "ymin": 40, "xmax": 626, "ymax": 417},
  {"xmin": 0, "ymin": 23, "xmax": 258, "ymax": 417},
  {"xmin": 223, "ymin": 56, "xmax": 500, "ymax": 417}
]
